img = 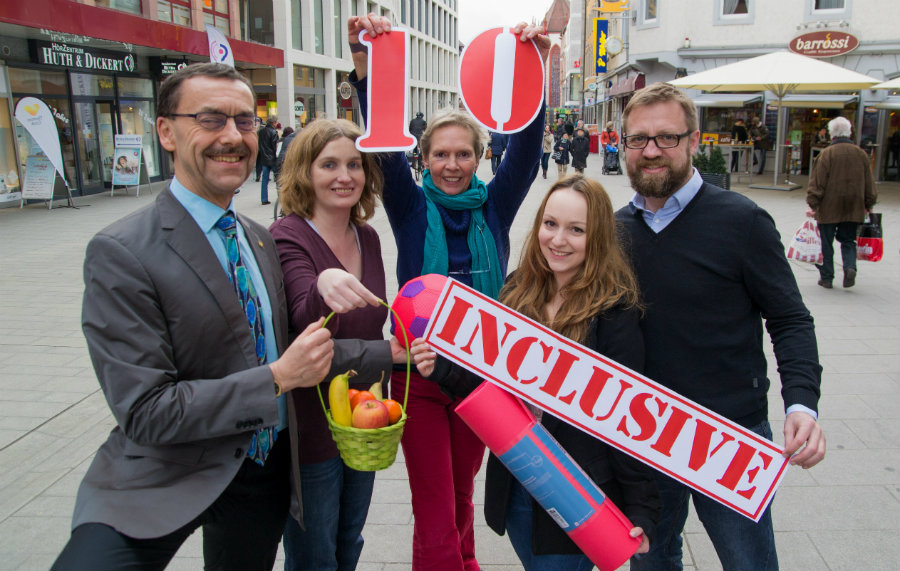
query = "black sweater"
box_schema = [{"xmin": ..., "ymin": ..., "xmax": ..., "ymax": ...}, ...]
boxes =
[
  {"xmin": 430, "ymin": 304, "xmax": 660, "ymax": 556},
  {"xmin": 616, "ymin": 184, "xmax": 822, "ymax": 428}
]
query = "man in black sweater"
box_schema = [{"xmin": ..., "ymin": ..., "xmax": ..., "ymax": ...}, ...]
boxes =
[{"xmin": 616, "ymin": 82, "xmax": 826, "ymax": 571}]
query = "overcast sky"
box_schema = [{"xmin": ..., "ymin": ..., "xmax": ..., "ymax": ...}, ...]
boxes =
[{"xmin": 457, "ymin": 0, "xmax": 554, "ymax": 45}]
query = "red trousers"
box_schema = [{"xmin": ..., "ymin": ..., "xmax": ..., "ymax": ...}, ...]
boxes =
[{"xmin": 392, "ymin": 371, "xmax": 486, "ymax": 571}]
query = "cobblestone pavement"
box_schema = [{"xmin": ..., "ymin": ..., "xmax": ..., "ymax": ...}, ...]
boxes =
[{"xmin": 1, "ymin": 155, "xmax": 897, "ymax": 570}]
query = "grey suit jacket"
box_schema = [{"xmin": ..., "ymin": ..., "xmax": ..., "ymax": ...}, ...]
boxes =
[{"xmin": 74, "ymin": 188, "xmax": 391, "ymax": 538}]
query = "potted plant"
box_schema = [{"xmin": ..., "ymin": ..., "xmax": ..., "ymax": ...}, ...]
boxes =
[{"xmin": 693, "ymin": 145, "xmax": 730, "ymax": 190}]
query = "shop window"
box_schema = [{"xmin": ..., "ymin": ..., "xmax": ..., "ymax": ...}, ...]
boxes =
[
  {"xmin": 637, "ymin": 0, "xmax": 659, "ymax": 30},
  {"xmin": 71, "ymin": 73, "xmax": 115, "ymax": 97},
  {"xmin": 714, "ymin": 0, "xmax": 753, "ymax": 25},
  {"xmin": 9, "ymin": 68, "xmax": 67, "ymax": 96},
  {"xmin": 203, "ymin": 0, "xmax": 230, "ymax": 35},
  {"xmin": 94, "ymin": 0, "xmax": 142, "ymax": 15},
  {"xmin": 804, "ymin": 0, "xmax": 850, "ymax": 21},
  {"xmin": 12, "ymin": 96, "xmax": 77, "ymax": 194},
  {"xmin": 117, "ymin": 77, "xmax": 154, "ymax": 99},
  {"xmin": 119, "ymin": 100, "xmax": 160, "ymax": 177},
  {"xmin": 294, "ymin": 65, "xmax": 326, "ymax": 127},
  {"xmin": 158, "ymin": 0, "xmax": 191, "ymax": 26},
  {"xmin": 0, "ymin": 89, "xmax": 21, "ymax": 203}
]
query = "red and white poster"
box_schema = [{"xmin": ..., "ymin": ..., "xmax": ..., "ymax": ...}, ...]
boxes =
[
  {"xmin": 424, "ymin": 279, "xmax": 790, "ymax": 522},
  {"xmin": 458, "ymin": 27, "xmax": 544, "ymax": 133}
]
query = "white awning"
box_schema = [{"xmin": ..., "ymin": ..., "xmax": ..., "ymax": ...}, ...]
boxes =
[
  {"xmin": 871, "ymin": 98, "xmax": 900, "ymax": 110},
  {"xmin": 692, "ymin": 94, "xmax": 763, "ymax": 108},
  {"xmin": 770, "ymin": 94, "xmax": 858, "ymax": 108}
]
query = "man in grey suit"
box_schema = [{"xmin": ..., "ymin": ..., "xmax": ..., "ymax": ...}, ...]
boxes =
[{"xmin": 52, "ymin": 63, "xmax": 393, "ymax": 570}]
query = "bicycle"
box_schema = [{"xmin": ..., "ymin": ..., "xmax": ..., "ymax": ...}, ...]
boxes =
[{"xmin": 409, "ymin": 146, "xmax": 424, "ymax": 181}]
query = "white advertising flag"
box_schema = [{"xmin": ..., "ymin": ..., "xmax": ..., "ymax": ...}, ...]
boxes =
[
  {"xmin": 206, "ymin": 24, "xmax": 235, "ymax": 67},
  {"xmin": 14, "ymin": 97, "xmax": 68, "ymax": 185}
]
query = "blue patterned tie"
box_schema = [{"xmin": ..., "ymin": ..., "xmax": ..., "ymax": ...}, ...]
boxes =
[{"xmin": 216, "ymin": 212, "xmax": 276, "ymax": 465}]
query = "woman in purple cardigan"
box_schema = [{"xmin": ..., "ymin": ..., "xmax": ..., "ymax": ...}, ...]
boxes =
[
  {"xmin": 347, "ymin": 13, "xmax": 550, "ymax": 571},
  {"xmin": 270, "ymin": 119, "xmax": 405, "ymax": 571}
]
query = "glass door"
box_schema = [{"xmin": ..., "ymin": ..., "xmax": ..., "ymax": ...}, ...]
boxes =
[
  {"xmin": 74, "ymin": 100, "xmax": 116, "ymax": 191},
  {"xmin": 96, "ymin": 101, "xmax": 116, "ymax": 183}
]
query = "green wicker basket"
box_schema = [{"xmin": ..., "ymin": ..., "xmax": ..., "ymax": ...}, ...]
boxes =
[{"xmin": 316, "ymin": 303, "xmax": 411, "ymax": 472}]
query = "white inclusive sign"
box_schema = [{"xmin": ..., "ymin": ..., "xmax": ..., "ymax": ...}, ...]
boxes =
[{"xmin": 423, "ymin": 279, "xmax": 790, "ymax": 522}]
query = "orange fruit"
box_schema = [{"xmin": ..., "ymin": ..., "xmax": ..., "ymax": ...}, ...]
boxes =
[
  {"xmin": 347, "ymin": 388, "xmax": 360, "ymax": 403},
  {"xmin": 350, "ymin": 390, "xmax": 376, "ymax": 411},
  {"xmin": 383, "ymin": 399, "xmax": 403, "ymax": 425}
]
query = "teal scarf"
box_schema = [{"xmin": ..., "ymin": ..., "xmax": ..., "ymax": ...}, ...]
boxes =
[{"xmin": 421, "ymin": 171, "xmax": 504, "ymax": 299}]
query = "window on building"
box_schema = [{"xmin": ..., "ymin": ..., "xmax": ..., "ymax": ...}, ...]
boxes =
[
  {"xmin": 402, "ymin": 0, "xmax": 407, "ymax": 24},
  {"xmin": 418, "ymin": 0, "xmax": 424, "ymax": 31},
  {"xmin": 202, "ymin": 0, "xmax": 230, "ymax": 34},
  {"xmin": 94, "ymin": 0, "xmax": 141, "ymax": 15},
  {"xmin": 722, "ymin": 0, "xmax": 748, "ymax": 14},
  {"xmin": 238, "ymin": 0, "xmax": 274, "ymax": 45},
  {"xmin": 804, "ymin": 0, "xmax": 850, "ymax": 20},
  {"xmin": 714, "ymin": 0, "xmax": 753, "ymax": 25},
  {"xmin": 314, "ymin": 0, "xmax": 324, "ymax": 55},
  {"xmin": 637, "ymin": 0, "xmax": 660, "ymax": 29},
  {"xmin": 158, "ymin": 0, "xmax": 191, "ymax": 26},
  {"xmin": 292, "ymin": 0, "xmax": 303, "ymax": 50},
  {"xmin": 334, "ymin": 0, "xmax": 343, "ymax": 58}
]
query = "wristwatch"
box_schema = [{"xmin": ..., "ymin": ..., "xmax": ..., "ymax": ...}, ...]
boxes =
[{"xmin": 274, "ymin": 380, "xmax": 283, "ymax": 397}]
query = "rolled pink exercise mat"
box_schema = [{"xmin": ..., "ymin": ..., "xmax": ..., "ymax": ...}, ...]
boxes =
[{"xmin": 456, "ymin": 381, "xmax": 640, "ymax": 571}]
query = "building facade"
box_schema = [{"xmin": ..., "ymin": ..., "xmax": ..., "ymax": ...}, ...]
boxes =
[
  {"xmin": 0, "ymin": 0, "xmax": 282, "ymax": 204},
  {"xmin": 273, "ymin": 0, "xmax": 460, "ymax": 132},
  {"xmin": 584, "ymin": 0, "xmax": 900, "ymax": 180}
]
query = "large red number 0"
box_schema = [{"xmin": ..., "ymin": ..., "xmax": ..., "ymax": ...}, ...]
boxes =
[{"xmin": 356, "ymin": 29, "xmax": 416, "ymax": 152}]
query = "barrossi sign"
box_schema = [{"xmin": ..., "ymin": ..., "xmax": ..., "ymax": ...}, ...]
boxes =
[
  {"xmin": 424, "ymin": 279, "xmax": 791, "ymax": 522},
  {"xmin": 789, "ymin": 31, "xmax": 859, "ymax": 58},
  {"xmin": 34, "ymin": 41, "xmax": 135, "ymax": 73}
]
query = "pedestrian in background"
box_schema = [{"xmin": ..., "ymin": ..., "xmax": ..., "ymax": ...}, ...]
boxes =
[
  {"xmin": 489, "ymin": 131, "xmax": 508, "ymax": 175},
  {"xmin": 258, "ymin": 116, "xmax": 280, "ymax": 205},
  {"xmin": 750, "ymin": 116, "xmax": 770, "ymax": 175},
  {"xmin": 617, "ymin": 82, "xmax": 825, "ymax": 571},
  {"xmin": 541, "ymin": 124, "xmax": 554, "ymax": 179},
  {"xmin": 554, "ymin": 132, "xmax": 571, "ymax": 178},
  {"xmin": 570, "ymin": 128, "xmax": 590, "ymax": 174},
  {"xmin": 806, "ymin": 115, "xmax": 877, "ymax": 289}
]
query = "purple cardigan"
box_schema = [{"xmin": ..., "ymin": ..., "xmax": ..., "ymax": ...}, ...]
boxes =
[{"xmin": 270, "ymin": 214, "xmax": 389, "ymax": 464}]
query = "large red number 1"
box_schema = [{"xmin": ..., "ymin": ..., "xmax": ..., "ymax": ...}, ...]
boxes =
[{"xmin": 356, "ymin": 29, "xmax": 416, "ymax": 152}]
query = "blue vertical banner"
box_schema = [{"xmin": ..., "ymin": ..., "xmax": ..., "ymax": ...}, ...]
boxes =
[{"xmin": 594, "ymin": 18, "xmax": 608, "ymax": 75}]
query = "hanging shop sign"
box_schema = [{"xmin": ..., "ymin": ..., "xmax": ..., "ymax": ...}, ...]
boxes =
[
  {"xmin": 789, "ymin": 31, "xmax": 859, "ymax": 58},
  {"xmin": 32, "ymin": 41, "xmax": 136, "ymax": 73}
]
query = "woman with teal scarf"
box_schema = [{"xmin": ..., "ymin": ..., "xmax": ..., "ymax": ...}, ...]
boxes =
[{"xmin": 348, "ymin": 14, "xmax": 550, "ymax": 571}]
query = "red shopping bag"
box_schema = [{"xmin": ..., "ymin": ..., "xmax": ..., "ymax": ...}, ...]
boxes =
[
  {"xmin": 787, "ymin": 219, "xmax": 823, "ymax": 265},
  {"xmin": 857, "ymin": 213, "xmax": 883, "ymax": 262}
]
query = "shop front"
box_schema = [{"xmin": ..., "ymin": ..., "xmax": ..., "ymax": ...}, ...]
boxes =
[{"xmin": 1, "ymin": 40, "xmax": 163, "ymax": 200}]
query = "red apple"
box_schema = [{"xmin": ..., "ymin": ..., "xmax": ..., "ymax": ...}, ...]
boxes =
[{"xmin": 351, "ymin": 399, "xmax": 390, "ymax": 429}]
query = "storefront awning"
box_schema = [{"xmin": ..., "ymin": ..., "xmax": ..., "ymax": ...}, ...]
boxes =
[
  {"xmin": 692, "ymin": 94, "xmax": 763, "ymax": 108},
  {"xmin": 770, "ymin": 94, "xmax": 858, "ymax": 108},
  {"xmin": 871, "ymin": 98, "xmax": 900, "ymax": 110},
  {"xmin": 609, "ymin": 74, "xmax": 646, "ymax": 97}
]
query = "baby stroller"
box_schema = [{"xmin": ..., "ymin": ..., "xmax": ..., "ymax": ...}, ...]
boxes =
[{"xmin": 602, "ymin": 144, "xmax": 621, "ymax": 175}]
